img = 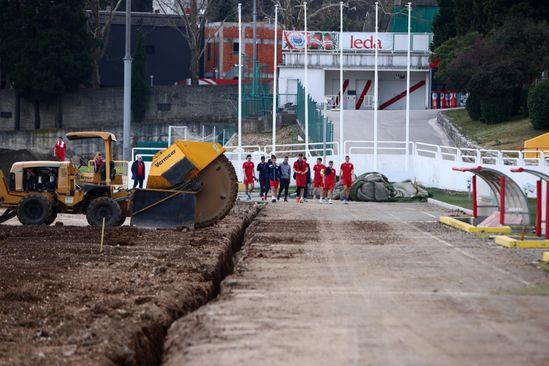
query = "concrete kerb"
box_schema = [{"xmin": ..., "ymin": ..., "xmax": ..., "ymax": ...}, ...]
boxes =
[
  {"xmin": 428, "ymin": 198, "xmax": 473, "ymax": 215},
  {"xmin": 439, "ymin": 216, "xmax": 512, "ymax": 235},
  {"xmin": 494, "ymin": 236, "xmax": 549, "ymax": 249}
]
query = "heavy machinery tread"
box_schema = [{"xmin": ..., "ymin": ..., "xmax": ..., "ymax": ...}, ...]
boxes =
[
  {"xmin": 16, "ymin": 193, "xmax": 52, "ymax": 225},
  {"xmin": 194, "ymin": 154, "xmax": 238, "ymax": 228},
  {"xmin": 86, "ymin": 197, "xmax": 122, "ymax": 227}
]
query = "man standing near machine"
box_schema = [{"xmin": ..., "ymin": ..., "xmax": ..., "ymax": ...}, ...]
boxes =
[
  {"xmin": 340, "ymin": 155, "xmax": 354, "ymax": 204},
  {"xmin": 54, "ymin": 137, "xmax": 66, "ymax": 161},
  {"xmin": 242, "ymin": 154, "xmax": 255, "ymax": 200},
  {"xmin": 131, "ymin": 155, "xmax": 146, "ymax": 189}
]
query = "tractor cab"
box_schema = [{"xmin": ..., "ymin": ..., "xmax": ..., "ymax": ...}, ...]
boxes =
[{"xmin": 65, "ymin": 131, "xmax": 126, "ymax": 187}]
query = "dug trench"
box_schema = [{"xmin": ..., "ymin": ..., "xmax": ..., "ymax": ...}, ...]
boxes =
[{"xmin": 0, "ymin": 201, "xmax": 261, "ymax": 366}]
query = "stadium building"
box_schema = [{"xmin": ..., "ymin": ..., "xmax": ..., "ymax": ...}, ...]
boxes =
[{"xmin": 278, "ymin": 30, "xmax": 433, "ymax": 110}]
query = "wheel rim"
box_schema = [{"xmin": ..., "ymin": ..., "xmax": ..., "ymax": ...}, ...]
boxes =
[
  {"xmin": 25, "ymin": 202, "xmax": 44, "ymax": 220},
  {"xmin": 94, "ymin": 205, "xmax": 113, "ymax": 222}
]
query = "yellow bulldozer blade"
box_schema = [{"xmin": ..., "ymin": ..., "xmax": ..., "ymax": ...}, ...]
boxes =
[
  {"xmin": 130, "ymin": 189, "xmax": 196, "ymax": 229},
  {"xmin": 194, "ymin": 154, "xmax": 238, "ymax": 228}
]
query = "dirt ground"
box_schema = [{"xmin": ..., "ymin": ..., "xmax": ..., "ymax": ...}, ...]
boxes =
[
  {"xmin": 0, "ymin": 202, "xmax": 259, "ymax": 366},
  {"xmin": 163, "ymin": 201, "xmax": 549, "ymax": 366}
]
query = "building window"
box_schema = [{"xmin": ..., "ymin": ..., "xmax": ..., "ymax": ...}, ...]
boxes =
[
  {"xmin": 145, "ymin": 45, "xmax": 155, "ymax": 55},
  {"xmin": 232, "ymin": 42, "xmax": 239, "ymax": 54}
]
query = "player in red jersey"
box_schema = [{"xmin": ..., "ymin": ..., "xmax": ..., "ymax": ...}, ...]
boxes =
[
  {"xmin": 313, "ymin": 157, "xmax": 326, "ymax": 202},
  {"xmin": 340, "ymin": 155, "xmax": 354, "ymax": 204},
  {"xmin": 242, "ymin": 154, "xmax": 255, "ymax": 200},
  {"xmin": 322, "ymin": 160, "xmax": 336, "ymax": 204},
  {"xmin": 293, "ymin": 153, "xmax": 308, "ymax": 203}
]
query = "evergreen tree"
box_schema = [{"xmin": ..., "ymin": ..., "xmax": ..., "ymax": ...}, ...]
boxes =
[
  {"xmin": 132, "ymin": 32, "xmax": 150, "ymax": 123},
  {"xmin": 0, "ymin": 0, "xmax": 93, "ymax": 129},
  {"xmin": 431, "ymin": 0, "xmax": 456, "ymax": 49}
]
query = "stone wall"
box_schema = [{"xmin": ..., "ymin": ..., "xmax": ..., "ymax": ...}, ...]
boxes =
[
  {"xmin": 436, "ymin": 111, "xmax": 481, "ymax": 149},
  {"xmin": 0, "ymin": 122, "xmax": 235, "ymax": 161},
  {"xmin": 0, "ymin": 85, "xmax": 237, "ymax": 131}
]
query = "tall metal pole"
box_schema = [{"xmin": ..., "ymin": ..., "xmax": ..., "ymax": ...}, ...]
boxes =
[
  {"xmin": 405, "ymin": 2, "xmax": 412, "ymax": 171},
  {"xmin": 238, "ymin": 3, "xmax": 242, "ymax": 151},
  {"xmin": 339, "ymin": 1, "xmax": 344, "ymax": 157},
  {"xmin": 373, "ymin": 2, "xmax": 379, "ymax": 170},
  {"xmin": 252, "ymin": 0, "xmax": 257, "ymax": 93},
  {"xmin": 122, "ymin": 0, "xmax": 132, "ymax": 161},
  {"xmin": 304, "ymin": 1, "xmax": 309, "ymax": 157},
  {"xmin": 252, "ymin": 0, "xmax": 257, "ymax": 63},
  {"xmin": 272, "ymin": 5, "xmax": 278, "ymax": 153}
]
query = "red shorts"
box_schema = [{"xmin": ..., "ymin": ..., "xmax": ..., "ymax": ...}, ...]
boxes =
[
  {"xmin": 324, "ymin": 182, "xmax": 335, "ymax": 191},
  {"xmin": 314, "ymin": 180, "xmax": 324, "ymax": 188},
  {"xmin": 244, "ymin": 177, "xmax": 254, "ymax": 185},
  {"xmin": 270, "ymin": 180, "xmax": 279, "ymax": 189},
  {"xmin": 342, "ymin": 177, "xmax": 353, "ymax": 187}
]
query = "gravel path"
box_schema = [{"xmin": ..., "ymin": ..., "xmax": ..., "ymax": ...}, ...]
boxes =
[{"xmin": 162, "ymin": 201, "xmax": 549, "ymax": 366}]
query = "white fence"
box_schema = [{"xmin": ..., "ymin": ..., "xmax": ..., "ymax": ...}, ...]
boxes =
[{"xmin": 130, "ymin": 140, "xmax": 549, "ymax": 198}]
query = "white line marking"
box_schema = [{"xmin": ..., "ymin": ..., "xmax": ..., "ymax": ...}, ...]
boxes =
[
  {"xmin": 421, "ymin": 211, "xmax": 437, "ymax": 218},
  {"xmin": 388, "ymin": 213, "xmax": 532, "ymax": 286}
]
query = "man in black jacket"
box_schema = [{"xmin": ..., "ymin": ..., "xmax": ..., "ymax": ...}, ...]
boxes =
[{"xmin": 131, "ymin": 155, "xmax": 146, "ymax": 188}]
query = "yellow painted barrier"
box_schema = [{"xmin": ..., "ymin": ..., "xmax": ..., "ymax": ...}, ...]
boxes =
[
  {"xmin": 439, "ymin": 216, "xmax": 512, "ymax": 235},
  {"xmin": 495, "ymin": 236, "xmax": 549, "ymax": 249},
  {"xmin": 542, "ymin": 252, "xmax": 549, "ymax": 262}
]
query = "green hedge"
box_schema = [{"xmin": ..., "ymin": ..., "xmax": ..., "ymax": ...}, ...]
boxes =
[
  {"xmin": 465, "ymin": 92, "xmax": 481, "ymax": 120},
  {"xmin": 480, "ymin": 94, "xmax": 513, "ymax": 124},
  {"xmin": 528, "ymin": 79, "xmax": 549, "ymax": 130}
]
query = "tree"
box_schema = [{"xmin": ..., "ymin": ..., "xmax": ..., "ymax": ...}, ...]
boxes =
[
  {"xmin": 132, "ymin": 32, "xmax": 150, "ymax": 122},
  {"xmin": 86, "ymin": 0, "xmax": 124, "ymax": 88},
  {"xmin": 156, "ymin": 0, "xmax": 233, "ymax": 85},
  {"xmin": 0, "ymin": 0, "xmax": 93, "ymax": 129},
  {"xmin": 431, "ymin": 0, "xmax": 456, "ymax": 49}
]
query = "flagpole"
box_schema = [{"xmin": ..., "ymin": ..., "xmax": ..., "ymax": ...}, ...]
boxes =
[
  {"xmin": 272, "ymin": 5, "xmax": 278, "ymax": 154},
  {"xmin": 304, "ymin": 1, "xmax": 309, "ymax": 157},
  {"xmin": 373, "ymin": 2, "xmax": 379, "ymax": 170},
  {"xmin": 339, "ymin": 1, "xmax": 344, "ymax": 157},
  {"xmin": 405, "ymin": 2, "xmax": 411, "ymax": 171},
  {"xmin": 238, "ymin": 3, "xmax": 242, "ymax": 153}
]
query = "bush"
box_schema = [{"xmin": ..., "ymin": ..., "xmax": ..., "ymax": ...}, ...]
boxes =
[
  {"xmin": 528, "ymin": 79, "xmax": 549, "ymax": 129},
  {"xmin": 480, "ymin": 94, "xmax": 513, "ymax": 124},
  {"xmin": 465, "ymin": 92, "xmax": 481, "ymax": 120}
]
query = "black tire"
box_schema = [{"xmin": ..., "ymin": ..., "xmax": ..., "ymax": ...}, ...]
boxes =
[
  {"xmin": 86, "ymin": 197, "xmax": 122, "ymax": 227},
  {"xmin": 44, "ymin": 210, "xmax": 58, "ymax": 225},
  {"xmin": 115, "ymin": 215, "xmax": 126, "ymax": 227},
  {"xmin": 17, "ymin": 193, "xmax": 52, "ymax": 225}
]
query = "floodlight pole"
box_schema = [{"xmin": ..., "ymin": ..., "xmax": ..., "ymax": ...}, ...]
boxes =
[
  {"xmin": 339, "ymin": 1, "xmax": 344, "ymax": 157},
  {"xmin": 373, "ymin": 1, "xmax": 379, "ymax": 170},
  {"xmin": 122, "ymin": 0, "xmax": 132, "ymax": 161},
  {"xmin": 272, "ymin": 5, "xmax": 278, "ymax": 154},
  {"xmin": 304, "ymin": 1, "xmax": 309, "ymax": 157},
  {"xmin": 405, "ymin": 2, "xmax": 411, "ymax": 171},
  {"xmin": 238, "ymin": 3, "xmax": 242, "ymax": 153}
]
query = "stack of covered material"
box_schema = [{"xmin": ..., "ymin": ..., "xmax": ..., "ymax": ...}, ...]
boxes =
[{"xmin": 333, "ymin": 172, "xmax": 429, "ymax": 202}]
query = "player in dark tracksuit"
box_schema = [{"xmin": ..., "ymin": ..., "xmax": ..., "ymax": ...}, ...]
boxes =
[
  {"xmin": 266, "ymin": 155, "xmax": 281, "ymax": 203},
  {"xmin": 257, "ymin": 156, "xmax": 270, "ymax": 201}
]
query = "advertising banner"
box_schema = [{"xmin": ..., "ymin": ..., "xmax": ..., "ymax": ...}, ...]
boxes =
[
  {"xmin": 282, "ymin": 31, "xmax": 339, "ymax": 51},
  {"xmin": 341, "ymin": 32, "xmax": 394, "ymax": 51}
]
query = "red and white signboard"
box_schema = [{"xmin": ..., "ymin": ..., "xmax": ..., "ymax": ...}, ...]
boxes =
[{"xmin": 341, "ymin": 32, "xmax": 394, "ymax": 51}]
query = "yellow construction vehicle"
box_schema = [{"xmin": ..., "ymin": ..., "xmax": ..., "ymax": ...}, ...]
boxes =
[{"xmin": 0, "ymin": 131, "xmax": 237, "ymax": 229}]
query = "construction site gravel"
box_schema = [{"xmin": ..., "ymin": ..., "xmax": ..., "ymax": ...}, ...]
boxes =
[
  {"xmin": 1, "ymin": 200, "xmax": 549, "ymax": 365},
  {"xmin": 0, "ymin": 202, "xmax": 259, "ymax": 365}
]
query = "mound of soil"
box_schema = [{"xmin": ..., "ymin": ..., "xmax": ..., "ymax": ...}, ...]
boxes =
[
  {"xmin": 0, "ymin": 149, "xmax": 52, "ymax": 177},
  {"xmin": 0, "ymin": 202, "xmax": 260, "ymax": 366}
]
